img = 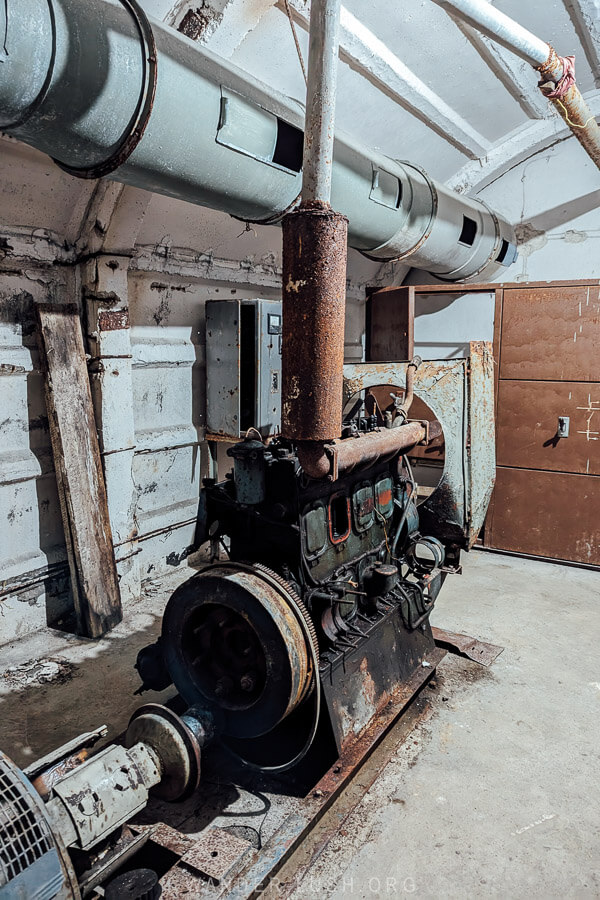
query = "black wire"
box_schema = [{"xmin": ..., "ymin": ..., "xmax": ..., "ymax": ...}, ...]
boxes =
[{"xmin": 198, "ymin": 780, "xmax": 272, "ymax": 849}]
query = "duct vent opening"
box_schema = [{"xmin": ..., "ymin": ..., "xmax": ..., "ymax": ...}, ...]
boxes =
[
  {"xmin": 496, "ymin": 239, "xmax": 518, "ymax": 266},
  {"xmin": 217, "ymin": 89, "xmax": 303, "ymax": 175},
  {"xmin": 273, "ymin": 120, "xmax": 304, "ymax": 173},
  {"xmin": 458, "ymin": 216, "xmax": 477, "ymax": 246}
]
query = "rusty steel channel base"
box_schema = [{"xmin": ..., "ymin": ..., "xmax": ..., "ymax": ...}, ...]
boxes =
[
  {"xmin": 117, "ymin": 647, "xmax": 444, "ymax": 898},
  {"xmin": 117, "ymin": 630, "xmax": 502, "ymax": 898}
]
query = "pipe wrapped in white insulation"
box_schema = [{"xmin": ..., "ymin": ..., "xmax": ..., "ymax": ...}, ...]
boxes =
[{"xmin": 0, "ymin": 0, "xmax": 517, "ymax": 281}]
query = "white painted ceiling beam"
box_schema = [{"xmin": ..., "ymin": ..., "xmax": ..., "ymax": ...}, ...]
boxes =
[
  {"xmin": 163, "ymin": 0, "xmax": 275, "ymax": 58},
  {"xmin": 453, "ymin": 18, "xmax": 550, "ymax": 119},
  {"xmin": 562, "ymin": 0, "xmax": 600, "ymax": 88},
  {"xmin": 446, "ymin": 88, "xmax": 600, "ymax": 193},
  {"xmin": 281, "ymin": 0, "xmax": 490, "ymax": 159}
]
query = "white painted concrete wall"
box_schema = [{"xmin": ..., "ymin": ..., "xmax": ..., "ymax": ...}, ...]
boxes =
[
  {"xmin": 480, "ymin": 140, "xmax": 600, "ymax": 284},
  {"xmin": 0, "ymin": 142, "xmax": 374, "ymax": 644}
]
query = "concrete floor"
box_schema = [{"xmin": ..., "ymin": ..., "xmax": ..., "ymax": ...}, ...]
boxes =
[
  {"xmin": 279, "ymin": 550, "xmax": 600, "ymax": 899},
  {"xmin": 1, "ymin": 549, "xmax": 599, "ymax": 897}
]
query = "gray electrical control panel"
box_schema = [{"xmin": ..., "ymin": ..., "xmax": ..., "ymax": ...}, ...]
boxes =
[{"xmin": 206, "ymin": 298, "xmax": 282, "ymax": 439}]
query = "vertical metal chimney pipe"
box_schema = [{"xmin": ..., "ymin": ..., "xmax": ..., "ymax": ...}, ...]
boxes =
[
  {"xmin": 302, "ymin": 0, "xmax": 342, "ymax": 205},
  {"xmin": 433, "ymin": 0, "xmax": 600, "ymax": 172},
  {"xmin": 281, "ymin": 0, "xmax": 350, "ymax": 474}
]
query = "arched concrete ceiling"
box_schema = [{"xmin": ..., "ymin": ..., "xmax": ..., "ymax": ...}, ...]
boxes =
[{"xmin": 1, "ymin": 0, "xmax": 598, "ymax": 284}]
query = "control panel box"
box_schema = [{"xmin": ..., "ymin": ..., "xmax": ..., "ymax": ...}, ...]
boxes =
[{"xmin": 206, "ymin": 298, "xmax": 282, "ymax": 439}]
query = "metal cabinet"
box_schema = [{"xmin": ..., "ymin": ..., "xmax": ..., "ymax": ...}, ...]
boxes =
[{"xmin": 206, "ymin": 299, "xmax": 282, "ymax": 439}]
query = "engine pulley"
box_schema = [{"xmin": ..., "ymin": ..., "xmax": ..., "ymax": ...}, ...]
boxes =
[{"xmin": 160, "ymin": 563, "xmax": 318, "ymax": 739}]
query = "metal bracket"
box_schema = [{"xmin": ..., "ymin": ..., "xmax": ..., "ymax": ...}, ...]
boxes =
[
  {"xmin": 23, "ymin": 726, "xmax": 108, "ymax": 780},
  {"xmin": 408, "ymin": 418, "xmax": 431, "ymax": 444}
]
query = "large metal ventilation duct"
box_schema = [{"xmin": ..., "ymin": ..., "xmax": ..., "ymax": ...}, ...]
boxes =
[{"xmin": 0, "ymin": 0, "xmax": 517, "ymax": 281}]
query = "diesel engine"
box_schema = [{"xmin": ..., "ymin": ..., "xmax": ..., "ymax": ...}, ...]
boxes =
[{"xmin": 135, "ymin": 378, "xmax": 459, "ymax": 772}]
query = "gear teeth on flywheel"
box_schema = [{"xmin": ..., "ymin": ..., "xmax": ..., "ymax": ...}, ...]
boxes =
[{"xmin": 253, "ymin": 563, "xmax": 320, "ymax": 668}]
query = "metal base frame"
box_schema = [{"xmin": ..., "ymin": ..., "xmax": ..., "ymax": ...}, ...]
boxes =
[
  {"xmin": 227, "ymin": 647, "xmax": 446, "ymax": 898},
  {"xmin": 122, "ymin": 647, "xmax": 446, "ymax": 899}
]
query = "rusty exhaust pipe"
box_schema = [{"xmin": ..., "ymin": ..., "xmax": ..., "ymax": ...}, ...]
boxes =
[
  {"xmin": 281, "ymin": 0, "xmax": 348, "ymax": 475},
  {"xmin": 298, "ymin": 419, "xmax": 443, "ymax": 481},
  {"xmin": 281, "ymin": 2, "xmax": 438, "ymax": 481},
  {"xmin": 281, "ymin": 207, "xmax": 348, "ymax": 446}
]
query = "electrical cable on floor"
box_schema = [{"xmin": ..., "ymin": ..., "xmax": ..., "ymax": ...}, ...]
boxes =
[{"xmin": 193, "ymin": 782, "xmax": 272, "ymax": 849}]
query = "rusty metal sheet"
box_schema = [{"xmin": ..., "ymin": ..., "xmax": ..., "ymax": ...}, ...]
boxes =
[
  {"xmin": 180, "ymin": 827, "xmax": 255, "ymax": 883},
  {"xmin": 499, "ymin": 285, "xmax": 600, "ymax": 382},
  {"xmin": 147, "ymin": 822, "xmax": 197, "ymax": 857},
  {"xmin": 343, "ymin": 347, "xmax": 496, "ymax": 548},
  {"xmin": 487, "ymin": 467, "xmax": 600, "ymax": 565},
  {"xmin": 432, "ymin": 626, "xmax": 504, "ymax": 667},
  {"xmin": 497, "ymin": 380, "xmax": 600, "ymax": 475},
  {"xmin": 98, "ymin": 309, "xmax": 130, "ymax": 331},
  {"xmin": 160, "ymin": 864, "xmax": 207, "ymax": 899},
  {"xmin": 321, "ymin": 606, "xmax": 439, "ymax": 753}
]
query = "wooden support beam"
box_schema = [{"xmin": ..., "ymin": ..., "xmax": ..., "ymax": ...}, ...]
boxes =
[{"xmin": 36, "ymin": 303, "xmax": 122, "ymax": 638}]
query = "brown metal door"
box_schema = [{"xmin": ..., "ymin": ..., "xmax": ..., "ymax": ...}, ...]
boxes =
[{"xmin": 486, "ymin": 282, "xmax": 600, "ymax": 566}]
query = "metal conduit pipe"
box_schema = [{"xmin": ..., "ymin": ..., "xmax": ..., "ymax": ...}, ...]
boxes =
[
  {"xmin": 398, "ymin": 355, "xmax": 422, "ymax": 419},
  {"xmin": 433, "ymin": 0, "xmax": 600, "ymax": 172},
  {"xmin": 301, "ymin": 0, "xmax": 342, "ymax": 206},
  {"xmin": 0, "ymin": 0, "xmax": 517, "ymax": 281}
]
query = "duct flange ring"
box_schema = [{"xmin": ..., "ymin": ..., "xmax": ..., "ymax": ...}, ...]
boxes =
[
  {"xmin": 53, "ymin": 0, "xmax": 158, "ymax": 180},
  {"xmin": 160, "ymin": 564, "xmax": 316, "ymax": 740},
  {"xmin": 359, "ymin": 160, "xmax": 438, "ymax": 264},
  {"xmin": 126, "ymin": 703, "xmax": 201, "ymax": 802}
]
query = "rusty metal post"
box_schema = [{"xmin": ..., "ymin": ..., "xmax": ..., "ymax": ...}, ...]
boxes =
[
  {"xmin": 281, "ymin": 209, "xmax": 348, "ymax": 445},
  {"xmin": 281, "ymin": 0, "xmax": 348, "ymax": 473},
  {"xmin": 537, "ymin": 47, "xmax": 600, "ymax": 171}
]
